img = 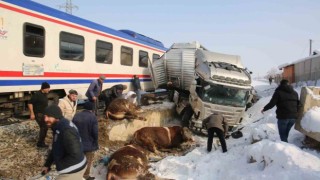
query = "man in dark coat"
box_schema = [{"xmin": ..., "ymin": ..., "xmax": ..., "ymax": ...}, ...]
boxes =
[
  {"xmin": 132, "ymin": 75, "xmax": 142, "ymax": 106},
  {"xmin": 42, "ymin": 105, "xmax": 87, "ymax": 179},
  {"xmin": 100, "ymin": 84, "xmax": 127, "ymax": 112},
  {"xmin": 203, "ymin": 112, "xmax": 228, "ymax": 153},
  {"xmin": 28, "ymin": 82, "xmax": 50, "ymax": 148},
  {"xmin": 261, "ymin": 79, "xmax": 300, "ymax": 142},
  {"xmin": 73, "ymin": 101, "xmax": 99, "ymax": 180},
  {"xmin": 269, "ymin": 76, "xmax": 273, "ymax": 85}
]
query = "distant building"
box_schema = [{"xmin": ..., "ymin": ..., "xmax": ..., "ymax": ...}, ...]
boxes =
[{"xmin": 279, "ymin": 51, "xmax": 320, "ymax": 84}]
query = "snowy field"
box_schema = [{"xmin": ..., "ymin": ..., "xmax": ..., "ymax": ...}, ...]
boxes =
[{"xmin": 93, "ymin": 80, "xmax": 320, "ymax": 180}]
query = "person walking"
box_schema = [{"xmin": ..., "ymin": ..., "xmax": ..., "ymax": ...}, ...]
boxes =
[
  {"xmin": 203, "ymin": 112, "xmax": 228, "ymax": 153},
  {"xmin": 28, "ymin": 82, "xmax": 51, "ymax": 148},
  {"xmin": 42, "ymin": 105, "xmax": 87, "ymax": 179},
  {"xmin": 73, "ymin": 101, "xmax": 99, "ymax": 180},
  {"xmin": 58, "ymin": 89, "xmax": 78, "ymax": 121},
  {"xmin": 261, "ymin": 79, "xmax": 300, "ymax": 142},
  {"xmin": 100, "ymin": 84, "xmax": 127, "ymax": 112},
  {"xmin": 269, "ymin": 76, "xmax": 273, "ymax": 85},
  {"xmin": 132, "ymin": 75, "xmax": 142, "ymax": 106},
  {"xmin": 86, "ymin": 75, "xmax": 105, "ymax": 114}
]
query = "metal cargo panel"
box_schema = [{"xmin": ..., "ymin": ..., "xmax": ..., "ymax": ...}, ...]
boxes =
[
  {"xmin": 165, "ymin": 48, "xmax": 196, "ymax": 90},
  {"xmin": 149, "ymin": 59, "xmax": 167, "ymax": 89},
  {"xmin": 195, "ymin": 49, "xmax": 243, "ymax": 68}
]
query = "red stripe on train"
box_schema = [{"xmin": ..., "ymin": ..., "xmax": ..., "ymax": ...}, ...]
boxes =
[
  {"xmin": 0, "ymin": 3, "xmax": 164, "ymax": 53},
  {"xmin": 0, "ymin": 71, "xmax": 150, "ymax": 78}
]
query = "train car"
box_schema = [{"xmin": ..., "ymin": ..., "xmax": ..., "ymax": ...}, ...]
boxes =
[{"xmin": 0, "ymin": 0, "xmax": 167, "ymax": 117}]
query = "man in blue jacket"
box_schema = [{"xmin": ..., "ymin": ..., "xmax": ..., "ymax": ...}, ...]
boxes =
[
  {"xmin": 42, "ymin": 105, "xmax": 87, "ymax": 179},
  {"xmin": 73, "ymin": 101, "xmax": 99, "ymax": 180},
  {"xmin": 86, "ymin": 75, "xmax": 105, "ymax": 114}
]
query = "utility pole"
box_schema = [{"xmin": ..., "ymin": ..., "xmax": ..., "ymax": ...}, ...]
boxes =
[
  {"xmin": 58, "ymin": 0, "xmax": 78, "ymax": 15},
  {"xmin": 309, "ymin": 39, "xmax": 313, "ymax": 56}
]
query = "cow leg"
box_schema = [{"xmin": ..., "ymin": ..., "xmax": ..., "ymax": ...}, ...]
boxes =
[{"xmin": 158, "ymin": 148, "xmax": 174, "ymax": 153}]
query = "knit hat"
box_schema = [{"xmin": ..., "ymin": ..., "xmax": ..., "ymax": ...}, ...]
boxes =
[
  {"xmin": 69, "ymin": 89, "xmax": 78, "ymax": 95},
  {"xmin": 41, "ymin": 82, "xmax": 50, "ymax": 89},
  {"xmin": 84, "ymin": 101, "xmax": 94, "ymax": 110},
  {"xmin": 44, "ymin": 105, "xmax": 63, "ymax": 119},
  {"xmin": 99, "ymin": 75, "xmax": 106, "ymax": 80}
]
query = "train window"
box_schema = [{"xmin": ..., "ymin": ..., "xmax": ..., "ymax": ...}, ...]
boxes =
[
  {"xmin": 23, "ymin": 23, "xmax": 45, "ymax": 57},
  {"xmin": 96, "ymin": 40, "xmax": 113, "ymax": 64},
  {"xmin": 121, "ymin": 46, "xmax": 133, "ymax": 66},
  {"xmin": 153, "ymin": 54, "xmax": 160, "ymax": 62},
  {"xmin": 60, "ymin": 32, "xmax": 84, "ymax": 61},
  {"xmin": 139, "ymin": 50, "xmax": 149, "ymax": 67}
]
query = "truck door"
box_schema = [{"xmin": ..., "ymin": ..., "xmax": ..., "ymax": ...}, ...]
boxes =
[{"xmin": 148, "ymin": 59, "xmax": 168, "ymax": 89}]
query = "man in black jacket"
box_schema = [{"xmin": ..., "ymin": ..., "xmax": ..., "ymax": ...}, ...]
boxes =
[
  {"xmin": 28, "ymin": 82, "xmax": 50, "ymax": 148},
  {"xmin": 100, "ymin": 84, "xmax": 127, "ymax": 112},
  {"xmin": 42, "ymin": 105, "xmax": 87, "ymax": 179},
  {"xmin": 261, "ymin": 79, "xmax": 300, "ymax": 142}
]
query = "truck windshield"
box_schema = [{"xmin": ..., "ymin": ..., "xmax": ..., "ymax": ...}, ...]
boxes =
[{"xmin": 200, "ymin": 84, "xmax": 249, "ymax": 107}]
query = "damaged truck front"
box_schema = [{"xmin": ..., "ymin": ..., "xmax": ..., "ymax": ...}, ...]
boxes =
[{"xmin": 150, "ymin": 42, "xmax": 252, "ymax": 131}]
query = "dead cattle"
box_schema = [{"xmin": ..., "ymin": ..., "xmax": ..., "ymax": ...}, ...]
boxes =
[
  {"xmin": 106, "ymin": 98, "xmax": 145, "ymax": 121},
  {"xmin": 140, "ymin": 93, "xmax": 164, "ymax": 106},
  {"xmin": 132, "ymin": 126, "xmax": 193, "ymax": 154},
  {"xmin": 107, "ymin": 144, "xmax": 149, "ymax": 180}
]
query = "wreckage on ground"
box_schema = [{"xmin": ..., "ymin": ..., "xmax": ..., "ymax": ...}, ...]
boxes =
[{"xmin": 149, "ymin": 42, "xmax": 253, "ymax": 131}]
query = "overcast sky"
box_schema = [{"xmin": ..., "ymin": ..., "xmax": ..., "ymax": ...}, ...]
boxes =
[{"xmin": 32, "ymin": 0, "xmax": 320, "ymax": 77}]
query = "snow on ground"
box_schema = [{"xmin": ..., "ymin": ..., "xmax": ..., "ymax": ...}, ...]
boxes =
[{"xmin": 92, "ymin": 80, "xmax": 320, "ymax": 180}]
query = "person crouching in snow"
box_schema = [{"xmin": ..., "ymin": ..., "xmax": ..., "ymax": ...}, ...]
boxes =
[
  {"xmin": 203, "ymin": 112, "xmax": 228, "ymax": 153},
  {"xmin": 42, "ymin": 105, "xmax": 87, "ymax": 179},
  {"xmin": 124, "ymin": 91, "xmax": 137, "ymax": 105}
]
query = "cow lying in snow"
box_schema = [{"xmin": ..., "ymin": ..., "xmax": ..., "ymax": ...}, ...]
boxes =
[
  {"xmin": 140, "ymin": 93, "xmax": 165, "ymax": 106},
  {"xmin": 107, "ymin": 144, "xmax": 149, "ymax": 180},
  {"xmin": 131, "ymin": 126, "xmax": 194, "ymax": 154},
  {"xmin": 106, "ymin": 98, "xmax": 146, "ymax": 121}
]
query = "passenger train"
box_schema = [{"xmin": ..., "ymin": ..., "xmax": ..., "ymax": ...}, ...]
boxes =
[{"xmin": 0, "ymin": 0, "xmax": 167, "ymax": 117}]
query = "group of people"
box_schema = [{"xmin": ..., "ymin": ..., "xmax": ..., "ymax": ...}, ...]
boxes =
[
  {"xmin": 28, "ymin": 83, "xmax": 98, "ymax": 179},
  {"xmin": 86, "ymin": 74, "xmax": 142, "ymax": 115},
  {"xmin": 27, "ymin": 74, "xmax": 142, "ymax": 179},
  {"xmin": 28, "ymin": 74, "xmax": 300, "ymax": 177}
]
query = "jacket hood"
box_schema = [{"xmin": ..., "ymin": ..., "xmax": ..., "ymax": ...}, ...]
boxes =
[{"xmin": 276, "ymin": 84, "xmax": 294, "ymax": 93}]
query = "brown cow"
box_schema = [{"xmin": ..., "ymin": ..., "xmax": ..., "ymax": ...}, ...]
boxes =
[
  {"xmin": 107, "ymin": 144, "xmax": 149, "ymax": 180},
  {"xmin": 106, "ymin": 98, "xmax": 146, "ymax": 121},
  {"xmin": 131, "ymin": 126, "xmax": 193, "ymax": 154},
  {"xmin": 140, "ymin": 93, "xmax": 164, "ymax": 106}
]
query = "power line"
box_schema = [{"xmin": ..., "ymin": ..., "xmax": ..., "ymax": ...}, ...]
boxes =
[{"xmin": 58, "ymin": 0, "xmax": 78, "ymax": 15}]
